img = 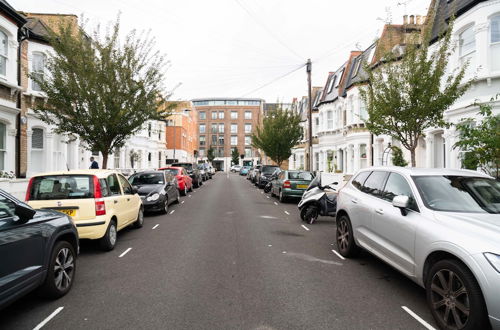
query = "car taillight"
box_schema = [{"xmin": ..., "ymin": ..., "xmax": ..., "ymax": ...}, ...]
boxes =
[
  {"xmin": 283, "ymin": 180, "xmax": 291, "ymax": 188},
  {"xmin": 93, "ymin": 176, "xmax": 106, "ymax": 216},
  {"xmin": 25, "ymin": 177, "xmax": 35, "ymax": 201}
]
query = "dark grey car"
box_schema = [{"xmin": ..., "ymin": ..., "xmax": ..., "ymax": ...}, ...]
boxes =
[
  {"xmin": 0, "ymin": 189, "xmax": 79, "ymax": 310},
  {"xmin": 129, "ymin": 171, "xmax": 180, "ymax": 214},
  {"xmin": 171, "ymin": 163, "xmax": 203, "ymax": 188}
]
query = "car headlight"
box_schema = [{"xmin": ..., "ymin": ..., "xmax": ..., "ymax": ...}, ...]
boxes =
[
  {"xmin": 484, "ymin": 253, "xmax": 500, "ymax": 273},
  {"xmin": 146, "ymin": 193, "xmax": 160, "ymax": 202}
]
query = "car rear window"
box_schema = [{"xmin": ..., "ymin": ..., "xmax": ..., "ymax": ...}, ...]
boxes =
[
  {"xmin": 29, "ymin": 175, "xmax": 94, "ymax": 200},
  {"xmin": 163, "ymin": 168, "xmax": 179, "ymax": 176},
  {"xmin": 172, "ymin": 163, "xmax": 192, "ymax": 170},
  {"xmin": 288, "ymin": 171, "xmax": 313, "ymax": 180},
  {"xmin": 262, "ymin": 166, "xmax": 279, "ymax": 174}
]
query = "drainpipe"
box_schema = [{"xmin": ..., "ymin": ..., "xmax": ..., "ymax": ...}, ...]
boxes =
[
  {"xmin": 370, "ymin": 133, "xmax": 374, "ymax": 166},
  {"xmin": 15, "ymin": 26, "xmax": 28, "ymax": 178}
]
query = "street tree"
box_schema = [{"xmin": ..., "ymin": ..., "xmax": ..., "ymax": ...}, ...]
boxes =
[
  {"xmin": 360, "ymin": 19, "xmax": 473, "ymax": 166},
  {"xmin": 207, "ymin": 146, "xmax": 216, "ymax": 163},
  {"xmin": 231, "ymin": 147, "xmax": 240, "ymax": 165},
  {"xmin": 30, "ymin": 18, "xmax": 171, "ymax": 168},
  {"xmin": 454, "ymin": 98, "xmax": 500, "ymax": 179},
  {"xmin": 251, "ymin": 108, "xmax": 302, "ymax": 167}
]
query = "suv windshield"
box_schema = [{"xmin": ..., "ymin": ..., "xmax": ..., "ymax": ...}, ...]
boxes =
[
  {"xmin": 413, "ymin": 176, "xmax": 500, "ymax": 214},
  {"xmin": 29, "ymin": 175, "xmax": 94, "ymax": 200},
  {"xmin": 129, "ymin": 173, "xmax": 164, "ymax": 185}
]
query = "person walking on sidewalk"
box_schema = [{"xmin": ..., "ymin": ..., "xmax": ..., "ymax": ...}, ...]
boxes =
[{"xmin": 89, "ymin": 157, "xmax": 99, "ymax": 169}]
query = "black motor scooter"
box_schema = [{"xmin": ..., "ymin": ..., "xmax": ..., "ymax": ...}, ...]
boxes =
[{"xmin": 297, "ymin": 175, "xmax": 338, "ymax": 224}]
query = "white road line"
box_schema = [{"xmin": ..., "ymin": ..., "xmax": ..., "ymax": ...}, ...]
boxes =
[
  {"xmin": 261, "ymin": 192, "xmax": 264, "ymax": 194},
  {"xmin": 181, "ymin": 200, "xmax": 185, "ymax": 204},
  {"xmin": 33, "ymin": 307, "xmax": 64, "ymax": 330},
  {"xmin": 301, "ymin": 224, "xmax": 310, "ymax": 231},
  {"xmin": 268, "ymin": 244, "xmax": 272, "ymax": 247},
  {"xmin": 282, "ymin": 251, "xmax": 287, "ymax": 254},
  {"xmin": 266, "ymin": 196, "xmax": 270, "ymax": 199},
  {"xmin": 401, "ymin": 306, "xmax": 436, "ymax": 330},
  {"xmin": 170, "ymin": 210, "xmax": 175, "ymax": 214},
  {"xmin": 284, "ymin": 211, "xmax": 290, "ymax": 215},
  {"xmin": 188, "ymin": 195, "xmax": 192, "ymax": 198},
  {"xmin": 152, "ymin": 224, "xmax": 159, "ymax": 229},
  {"xmin": 331, "ymin": 249, "xmax": 346, "ymax": 261},
  {"xmin": 119, "ymin": 248, "xmax": 132, "ymax": 258},
  {"xmin": 273, "ymin": 202, "xmax": 278, "ymax": 205}
]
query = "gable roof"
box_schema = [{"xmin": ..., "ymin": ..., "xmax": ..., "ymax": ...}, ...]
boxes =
[
  {"xmin": 429, "ymin": 0, "xmax": 487, "ymax": 43},
  {"xmin": 0, "ymin": 0, "xmax": 26, "ymax": 26},
  {"xmin": 24, "ymin": 16, "xmax": 51, "ymax": 42}
]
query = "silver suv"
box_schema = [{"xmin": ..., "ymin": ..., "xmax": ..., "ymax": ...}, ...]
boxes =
[{"xmin": 336, "ymin": 167, "xmax": 500, "ymax": 330}]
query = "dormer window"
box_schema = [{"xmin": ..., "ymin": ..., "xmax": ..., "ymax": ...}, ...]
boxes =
[
  {"xmin": 335, "ymin": 68, "xmax": 344, "ymax": 88},
  {"xmin": 0, "ymin": 31, "xmax": 7, "ymax": 76},
  {"xmin": 32, "ymin": 53, "xmax": 47, "ymax": 91},
  {"xmin": 327, "ymin": 76, "xmax": 336, "ymax": 93}
]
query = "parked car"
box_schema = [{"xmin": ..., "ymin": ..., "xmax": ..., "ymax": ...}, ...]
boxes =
[
  {"xmin": 197, "ymin": 164, "xmax": 209, "ymax": 181},
  {"xmin": 270, "ymin": 170, "xmax": 314, "ymax": 202},
  {"xmin": 239, "ymin": 166, "xmax": 251, "ymax": 176},
  {"xmin": 26, "ymin": 170, "xmax": 143, "ymax": 251},
  {"xmin": 171, "ymin": 163, "xmax": 203, "ymax": 188},
  {"xmin": 160, "ymin": 166, "xmax": 193, "ymax": 196},
  {"xmin": 250, "ymin": 164, "xmax": 262, "ymax": 183},
  {"xmin": 207, "ymin": 164, "xmax": 216, "ymax": 176},
  {"xmin": 129, "ymin": 171, "xmax": 180, "ymax": 214},
  {"xmin": 256, "ymin": 165, "xmax": 280, "ymax": 188},
  {"xmin": 0, "ymin": 189, "xmax": 79, "ymax": 309},
  {"xmin": 231, "ymin": 165, "xmax": 242, "ymax": 173},
  {"xmin": 336, "ymin": 167, "xmax": 500, "ymax": 330}
]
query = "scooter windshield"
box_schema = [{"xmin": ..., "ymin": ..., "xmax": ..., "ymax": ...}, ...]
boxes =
[{"xmin": 306, "ymin": 175, "xmax": 320, "ymax": 191}]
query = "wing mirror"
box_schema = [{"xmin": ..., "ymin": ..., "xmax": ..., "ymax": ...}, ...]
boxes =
[
  {"xmin": 15, "ymin": 203, "xmax": 36, "ymax": 223},
  {"xmin": 392, "ymin": 195, "xmax": 409, "ymax": 216},
  {"xmin": 132, "ymin": 186, "xmax": 139, "ymax": 194}
]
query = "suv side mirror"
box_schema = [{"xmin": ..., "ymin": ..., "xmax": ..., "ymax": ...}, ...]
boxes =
[
  {"xmin": 392, "ymin": 195, "xmax": 409, "ymax": 216},
  {"xmin": 15, "ymin": 204, "xmax": 36, "ymax": 222}
]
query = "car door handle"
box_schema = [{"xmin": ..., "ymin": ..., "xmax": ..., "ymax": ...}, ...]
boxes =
[
  {"xmin": 127, "ymin": 198, "xmax": 130, "ymax": 201},
  {"xmin": 351, "ymin": 199, "xmax": 358, "ymax": 204},
  {"xmin": 375, "ymin": 209, "xmax": 384, "ymax": 215},
  {"xmin": 114, "ymin": 200, "xmax": 118, "ymax": 204}
]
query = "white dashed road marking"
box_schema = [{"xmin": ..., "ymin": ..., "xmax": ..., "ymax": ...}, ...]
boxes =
[
  {"xmin": 181, "ymin": 200, "xmax": 185, "ymax": 204},
  {"xmin": 273, "ymin": 202, "xmax": 278, "ymax": 206},
  {"xmin": 284, "ymin": 211, "xmax": 290, "ymax": 215},
  {"xmin": 33, "ymin": 307, "xmax": 64, "ymax": 330},
  {"xmin": 401, "ymin": 306, "xmax": 436, "ymax": 330},
  {"xmin": 301, "ymin": 224, "xmax": 310, "ymax": 231},
  {"xmin": 170, "ymin": 210, "xmax": 175, "ymax": 215},
  {"xmin": 152, "ymin": 224, "xmax": 159, "ymax": 229},
  {"xmin": 266, "ymin": 196, "xmax": 270, "ymax": 199},
  {"xmin": 331, "ymin": 249, "xmax": 346, "ymax": 260},
  {"xmin": 119, "ymin": 248, "xmax": 132, "ymax": 258}
]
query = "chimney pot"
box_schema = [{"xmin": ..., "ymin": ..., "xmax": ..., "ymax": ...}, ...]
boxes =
[
  {"xmin": 410, "ymin": 15, "xmax": 415, "ymax": 24},
  {"xmin": 416, "ymin": 15, "xmax": 422, "ymax": 24},
  {"xmin": 403, "ymin": 15, "xmax": 408, "ymax": 25}
]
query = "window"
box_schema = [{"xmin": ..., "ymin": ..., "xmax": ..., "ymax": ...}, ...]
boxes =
[
  {"xmin": 359, "ymin": 100, "xmax": 367, "ymax": 120},
  {"xmin": 231, "ymin": 135, "xmax": 237, "ymax": 145},
  {"xmin": 199, "ymin": 111, "xmax": 206, "ymax": 120},
  {"xmin": 211, "ymin": 123, "xmax": 218, "ymax": 133},
  {"xmin": 327, "ymin": 111, "xmax": 333, "ymax": 129},
  {"xmin": 199, "ymin": 124, "xmax": 206, "ymax": 133},
  {"xmin": 148, "ymin": 123, "xmax": 152, "ymax": 137},
  {"xmin": 218, "ymin": 111, "xmax": 224, "ymax": 119},
  {"xmin": 382, "ymin": 173, "xmax": 418, "ymax": 212},
  {"xmin": 32, "ymin": 128, "xmax": 44, "ymax": 149},
  {"xmin": 218, "ymin": 136, "xmax": 224, "ymax": 145},
  {"xmin": 99, "ymin": 178, "xmax": 110, "ymax": 197},
  {"xmin": 245, "ymin": 136, "xmax": 251, "ymax": 145},
  {"xmin": 114, "ymin": 148, "xmax": 120, "ymax": 168},
  {"xmin": 211, "ymin": 111, "xmax": 217, "ymax": 119},
  {"xmin": 28, "ymin": 175, "xmax": 94, "ymax": 200},
  {"xmin": 244, "ymin": 124, "xmax": 251, "ymax": 133},
  {"xmin": 491, "ymin": 15, "xmax": 500, "ymax": 71},
  {"xmin": 459, "ymin": 25, "xmax": 475, "ymax": 64},
  {"xmin": 199, "ymin": 148, "xmax": 205, "ymax": 157},
  {"xmin": 199, "ymin": 135, "xmax": 206, "ymax": 146},
  {"xmin": 0, "ymin": 194, "xmax": 16, "ymax": 220},
  {"xmin": 217, "ymin": 148, "xmax": 224, "ymax": 157},
  {"xmin": 335, "ymin": 69, "xmax": 344, "ymax": 87},
  {"xmin": 231, "ymin": 124, "xmax": 238, "ymax": 133},
  {"xmin": 218, "ymin": 123, "xmax": 224, "ymax": 133},
  {"xmin": 32, "ymin": 53, "xmax": 46, "ymax": 91},
  {"xmin": 148, "ymin": 153, "xmax": 152, "ymax": 162},
  {"xmin": 0, "ymin": 122, "xmax": 5, "ymax": 170},
  {"xmin": 328, "ymin": 75, "xmax": 336, "ymax": 92},
  {"xmin": 0, "ymin": 31, "xmax": 7, "ymax": 76},
  {"xmin": 231, "ymin": 111, "xmax": 238, "ymax": 119},
  {"xmin": 211, "ymin": 134, "xmax": 217, "ymax": 145},
  {"xmin": 352, "ymin": 171, "xmax": 370, "ymax": 190},
  {"xmin": 244, "ymin": 111, "xmax": 252, "ymax": 119},
  {"xmin": 118, "ymin": 174, "xmax": 133, "ymax": 195},
  {"xmin": 361, "ymin": 171, "xmax": 387, "ymax": 197},
  {"xmin": 245, "ymin": 147, "xmax": 252, "ymax": 158}
]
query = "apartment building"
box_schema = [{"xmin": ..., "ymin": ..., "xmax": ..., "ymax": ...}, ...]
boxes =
[
  {"xmin": 164, "ymin": 101, "xmax": 198, "ymax": 163},
  {"xmin": 192, "ymin": 98, "xmax": 263, "ymax": 171}
]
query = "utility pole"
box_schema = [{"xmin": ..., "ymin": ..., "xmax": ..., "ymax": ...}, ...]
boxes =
[{"xmin": 306, "ymin": 58, "xmax": 313, "ymax": 172}]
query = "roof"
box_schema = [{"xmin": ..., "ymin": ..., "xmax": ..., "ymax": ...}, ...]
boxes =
[
  {"xmin": 357, "ymin": 166, "xmax": 491, "ymax": 178},
  {"xmin": 429, "ymin": 0, "xmax": 487, "ymax": 43},
  {"xmin": 344, "ymin": 43, "xmax": 377, "ymax": 90},
  {"xmin": 24, "ymin": 17, "xmax": 51, "ymax": 42},
  {"xmin": 191, "ymin": 97, "xmax": 264, "ymax": 102},
  {"xmin": 0, "ymin": 0, "xmax": 26, "ymax": 26}
]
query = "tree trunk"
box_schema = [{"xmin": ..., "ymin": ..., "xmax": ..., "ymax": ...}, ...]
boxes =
[
  {"xmin": 102, "ymin": 152, "xmax": 108, "ymax": 169},
  {"xmin": 410, "ymin": 148, "xmax": 416, "ymax": 167}
]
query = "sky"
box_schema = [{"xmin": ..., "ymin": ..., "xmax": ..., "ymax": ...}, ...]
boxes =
[{"xmin": 11, "ymin": 0, "xmax": 429, "ymax": 103}]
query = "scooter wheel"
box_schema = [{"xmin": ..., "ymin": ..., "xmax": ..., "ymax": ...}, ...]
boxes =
[
  {"xmin": 300, "ymin": 207, "xmax": 307, "ymax": 221},
  {"xmin": 304, "ymin": 205, "xmax": 319, "ymax": 224}
]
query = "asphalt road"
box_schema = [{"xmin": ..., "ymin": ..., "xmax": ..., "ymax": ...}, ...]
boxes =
[{"xmin": 0, "ymin": 172, "xmax": 438, "ymax": 330}]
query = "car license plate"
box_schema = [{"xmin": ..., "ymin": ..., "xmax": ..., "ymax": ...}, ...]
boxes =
[
  {"xmin": 297, "ymin": 184, "xmax": 308, "ymax": 189},
  {"xmin": 59, "ymin": 209, "xmax": 76, "ymax": 216}
]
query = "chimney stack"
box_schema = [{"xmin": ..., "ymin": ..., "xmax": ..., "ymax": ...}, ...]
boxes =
[
  {"xmin": 416, "ymin": 15, "xmax": 422, "ymax": 25},
  {"xmin": 410, "ymin": 15, "xmax": 415, "ymax": 24},
  {"xmin": 403, "ymin": 15, "xmax": 408, "ymax": 25}
]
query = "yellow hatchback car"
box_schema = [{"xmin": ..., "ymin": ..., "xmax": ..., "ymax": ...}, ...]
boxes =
[{"xmin": 26, "ymin": 170, "xmax": 144, "ymax": 251}]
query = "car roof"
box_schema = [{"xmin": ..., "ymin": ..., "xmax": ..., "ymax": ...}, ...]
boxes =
[
  {"xmin": 132, "ymin": 171, "xmax": 164, "ymax": 175},
  {"xmin": 356, "ymin": 166, "xmax": 491, "ymax": 178},
  {"xmin": 31, "ymin": 169, "xmax": 121, "ymax": 178}
]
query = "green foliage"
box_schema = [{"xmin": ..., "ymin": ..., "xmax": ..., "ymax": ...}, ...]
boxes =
[
  {"xmin": 30, "ymin": 18, "xmax": 171, "ymax": 168},
  {"xmin": 251, "ymin": 108, "xmax": 302, "ymax": 167},
  {"xmin": 454, "ymin": 98, "xmax": 500, "ymax": 179},
  {"xmin": 391, "ymin": 146, "xmax": 408, "ymax": 167},
  {"xmin": 207, "ymin": 146, "xmax": 216, "ymax": 163},
  {"xmin": 360, "ymin": 18, "xmax": 473, "ymax": 167},
  {"xmin": 231, "ymin": 147, "xmax": 240, "ymax": 165}
]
